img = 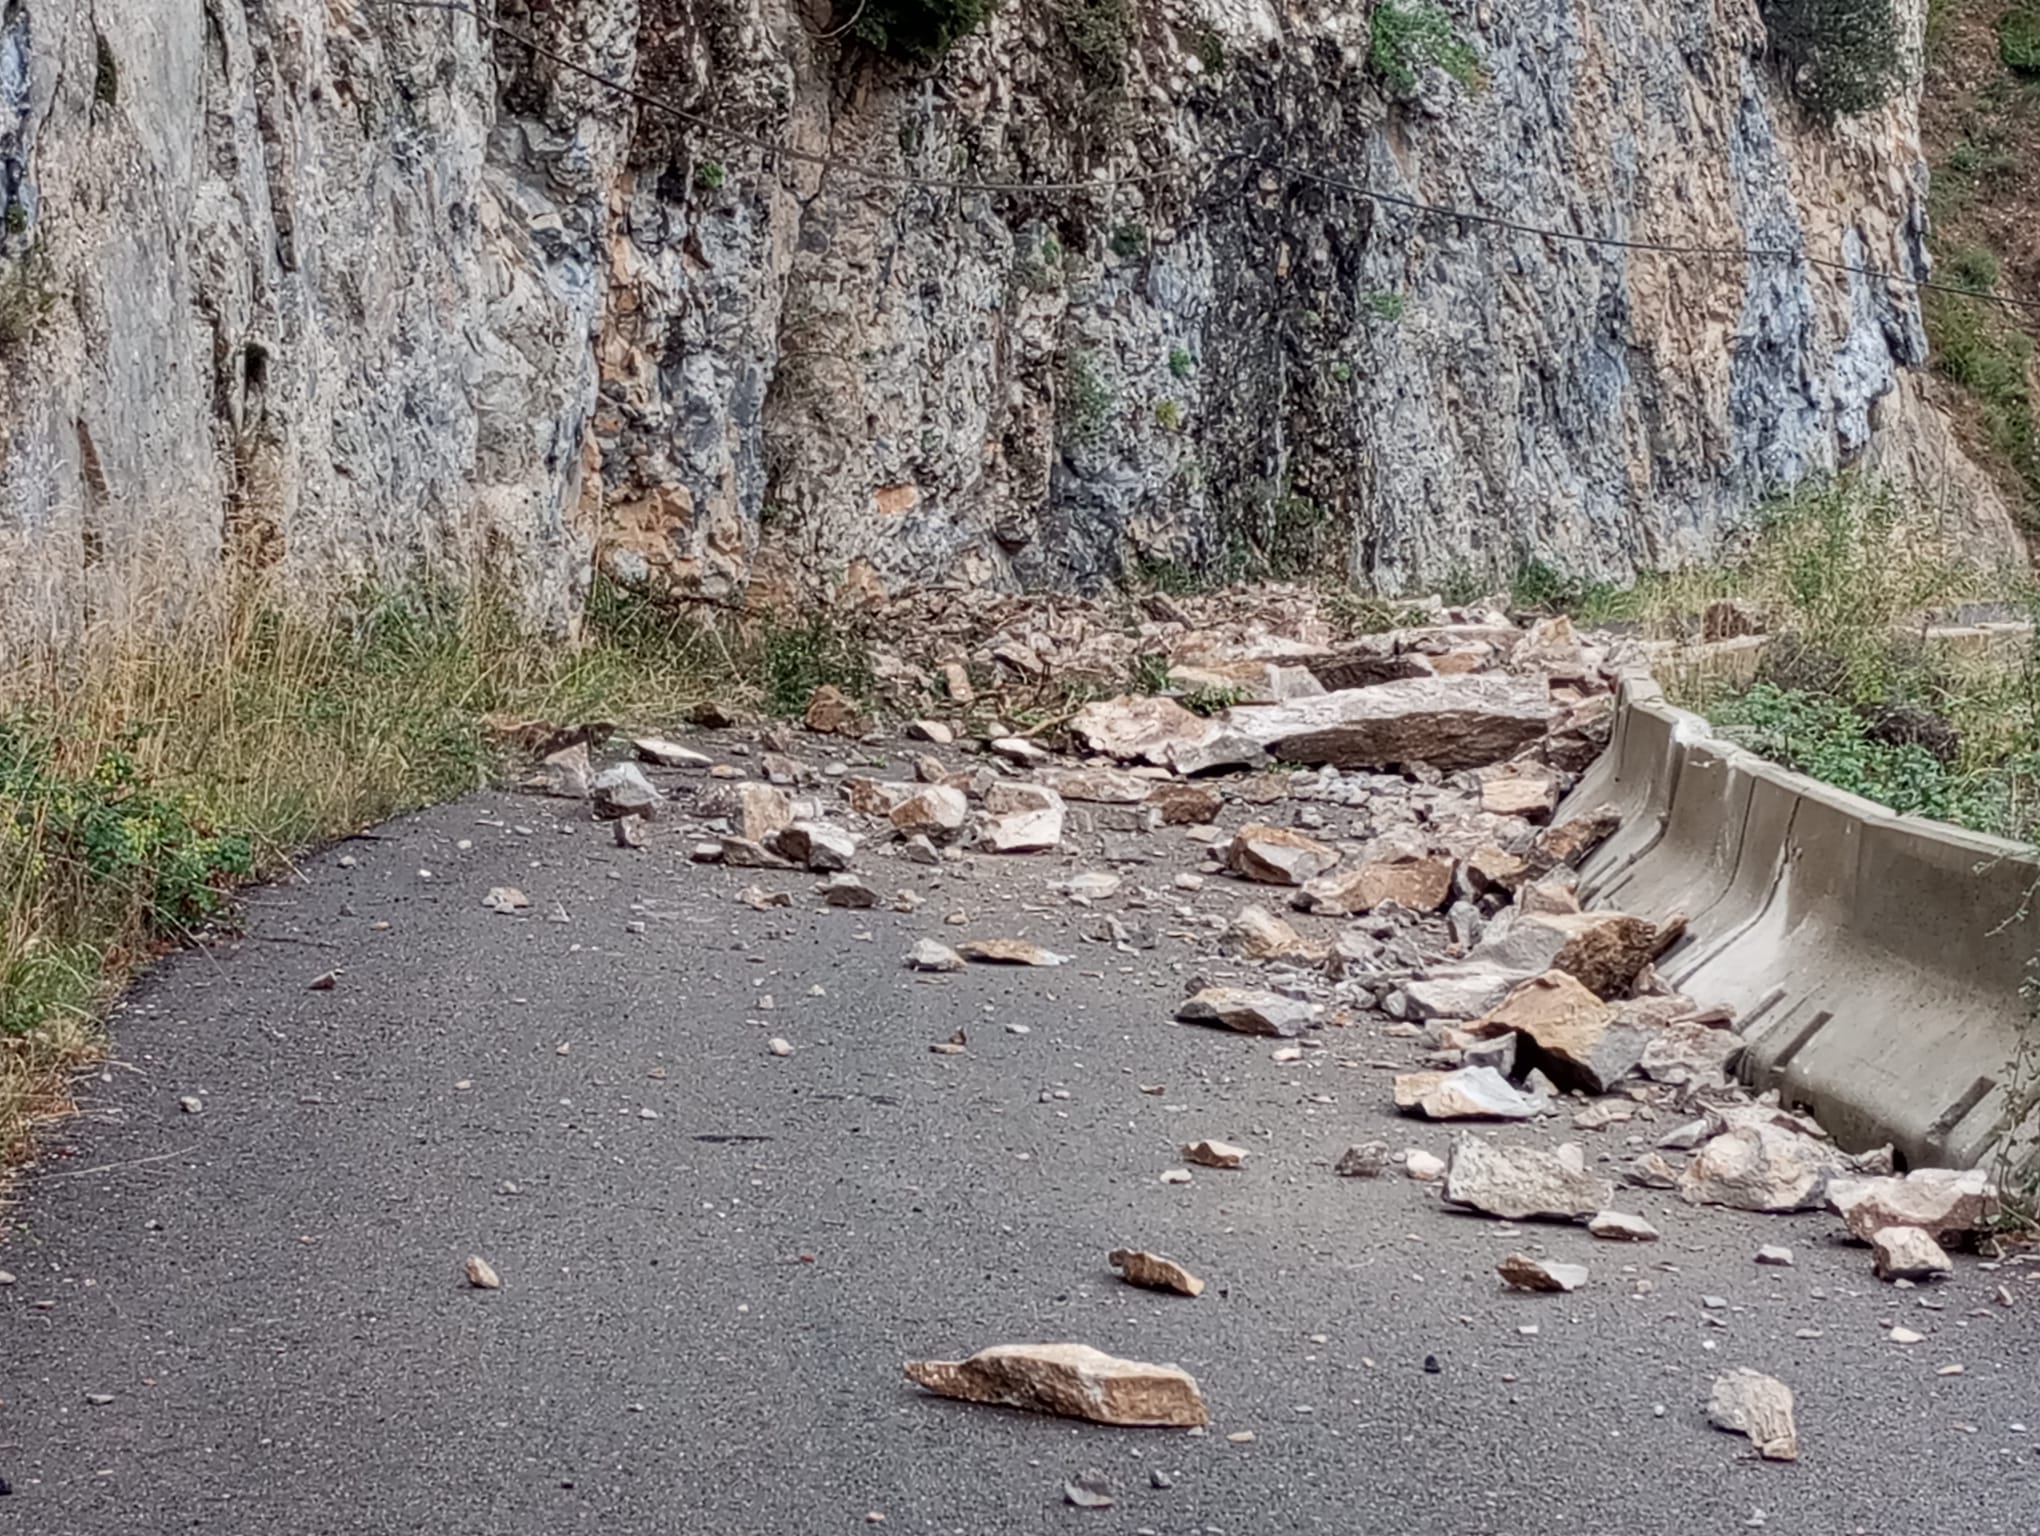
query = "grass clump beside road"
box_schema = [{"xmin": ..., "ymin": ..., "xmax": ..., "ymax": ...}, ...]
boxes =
[{"xmin": 0, "ymin": 576, "xmax": 872, "ymax": 1165}]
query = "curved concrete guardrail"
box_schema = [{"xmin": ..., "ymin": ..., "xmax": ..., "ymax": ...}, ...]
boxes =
[{"xmin": 1559, "ymin": 678, "xmax": 2037, "ymax": 1171}]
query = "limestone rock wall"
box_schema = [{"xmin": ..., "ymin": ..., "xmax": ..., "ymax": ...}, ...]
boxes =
[{"xmin": 0, "ymin": 0, "xmax": 2016, "ymax": 647}]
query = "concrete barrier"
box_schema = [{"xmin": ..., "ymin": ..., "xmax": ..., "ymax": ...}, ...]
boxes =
[{"xmin": 1560, "ymin": 682, "xmax": 2038, "ymax": 1171}]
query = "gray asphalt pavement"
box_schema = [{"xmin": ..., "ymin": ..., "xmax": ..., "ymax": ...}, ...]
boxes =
[{"xmin": 6, "ymin": 759, "xmax": 2040, "ymax": 1535}]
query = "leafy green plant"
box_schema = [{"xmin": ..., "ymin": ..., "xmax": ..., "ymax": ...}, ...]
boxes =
[
  {"xmin": 1362, "ymin": 289, "xmax": 1407, "ymax": 321},
  {"xmin": 1128, "ymin": 652, "xmax": 1174, "ymax": 694},
  {"xmin": 1926, "ymin": 288, "xmax": 2040, "ymax": 528},
  {"xmin": 1154, "ymin": 399, "xmax": 1183, "ymax": 431},
  {"xmin": 1014, "ymin": 228, "xmax": 1065, "ymax": 295},
  {"xmin": 1941, "ymin": 242, "xmax": 2002, "ymax": 295},
  {"xmin": 1109, "ymin": 222, "xmax": 1148, "ymax": 259},
  {"xmin": 2001, "ymin": 3, "xmax": 2040, "ymax": 75},
  {"xmin": 695, "ymin": 160, "xmax": 728, "ymax": 192},
  {"xmin": 1759, "ymin": 0, "xmax": 1905, "ymax": 120},
  {"xmin": 1060, "ymin": 350, "xmax": 1115, "ymax": 447},
  {"xmin": 850, "ymin": 0, "xmax": 1000, "ymax": 64},
  {"xmin": 1060, "ymin": 0, "xmax": 1133, "ymax": 89},
  {"xmin": 1368, "ymin": 3, "xmax": 1485, "ymax": 95},
  {"xmin": 1167, "ymin": 345, "xmax": 1194, "ymax": 380},
  {"xmin": 760, "ymin": 614, "xmax": 876, "ymax": 717}
]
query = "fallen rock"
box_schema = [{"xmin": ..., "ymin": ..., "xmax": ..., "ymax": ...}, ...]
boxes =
[
  {"xmin": 767, "ymin": 1037, "xmax": 795, "ymax": 1057},
  {"xmin": 1227, "ymin": 823, "xmax": 1341, "ymax": 886},
  {"xmin": 1175, "ymin": 987, "xmax": 1321, "ymax": 1038},
  {"xmin": 819, "ymin": 873, "xmax": 878, "ymax": 909},
  {"xmin": 1069, "ymin": 695, "xmax": 1208, "ymax": 765},
  {"xmin": 904, "ymin": 938, "xmax": 967, "ymax": 972},
  {"xmin": 1147, "ymin": 783, "xmax": 1223, "ymax": 825},
  {"xmin": 803, "ymin": 685, "xmax": 867, "ymax": 737},
  {"xmin": 590, "ymin": 762, "xmax": 661, "ymax": 821},
  {"xmin": 1463, "ymin": 845, "xmax": 1530, "ymax": 894},
  {"xmin": 1755, "ymin": 1245, "xmax": 1795, "ymax": 1267},
  {"xmin": 1530, "ymin": 804, "xmax": 1621, "ymax": 870},
  {"xmin": 1497, "ymin": 1253, "xmax": 1588, "ymax": 1292},
  {"xmin": 716, "ymin": 782, "xmax": 793, "ymax": 844},
  {"xmin": 844, "ymin": 776, "xmax": 911, "ymax": 816},
  {"xmin": 1587, "ymin": 1210, "xmax": 1660, "ymax": 1242},
  {"xmin": 1443, "ymin": 1136, "xmax": 1612, "ymax": 1221},
  {"xmin": 1679, "ymin": 1124, "xmax": 1850, "ymax": 1213},
  {"xmin": 1826, "ymin": 1168, "xmax": 1995, "ymax": 1244},
  {"xmin": 1638, "ymin": 1021, "xmax": 1743, "ymax": 1086},
  {"xmin": 1480, "ymin": 766, "xmax": 1558, "ymax": 821},
  {"xmin": 978, "ymin": 782, "xmax": 1066, "ymax": 853},
  {"xmin": 634, "ymin": 736, "xmax": 711, "ymax": 768},
  {"xmin": 902, "ymin": 1343, "xmax": 1208, "ymax": 1426},
  {"xmin": 1870, "ymin": 1226, "xmax": 1953, "ymax": 1282},
  {"xmin": 482, "ymin": 887, "xmax": 530, "ymax": 914},
  {"xmin": 533, "ymin": 740, "xmax": 591, "ymax": 798},
  {"xmin": 905, "ymin": 719, "xmax": 954, "ymax": 745},
  {"xmin": 989, "ymin": 735, "xmax": 1051, "ymax": 767},
  {"xmin": 956, "ymin": 939, "xmax": 1070, "ymax": 967},
  {"xmin": 1296, "ymin": 854, "xmax": 1452, "ymax": 915},
  {"xmin": 1336, "ymin": 1141, "xmax": 1390, "ymax": 1178},
  {"xmin": 891, "ymin": 785, "xmax": 970, "ymax": 840},
  {"xmin": 721, "ymin": 836, "xmax": 790, "ymax": 868},
  {"xmin": 1706, "ymin": 1369, "xmax": 1798, "ymax": 1462},
  {"xmin": 736, "ymin": 885, "xmax": 792, "ymax": 910},
  {"xmin": 1107, "ymin": 1249, "xmax": 1206, "ymax": 1297},
  {"xmin": 1222, "ymin": 905, "xmax": 1324, "ymax": 964},
  {"xmin": 1474, "ymin": 973, "xmax": 1650, "ymax": 1093},
  {"xmin": 1058, "ymin": 871, "xmax": 1123, "ymax": 902},
  {"xmin": 1233, "ymin": 675, "xmax": 1553, "ymax": 771},
  {"xmin": 1040, "ymin": 765, "xmax": 1153, "ymax": 804},
  {"xmin": 1183, "ymin": 1139, "xmax": 1246, "ymax": 1169},
  {"xmin": 1395, "ymin": 1066, "xmax": 1548, "ymax": 1121},
  {"xmin": 1624, "ymin": 1152, "xmax": 1683, "ymax": 1189},
  {"xmin": 463, "ymin": 1255, "xmax": 502, "ymax": 1290},
  {"xmin": 1063, "ymin": 1471, "xmax": 1115, "ymax": 1510},
  {"xmin": 1404, "ymin": 1149, "xmax": 1447, "ymax": 1181},
  {"xmin": 1471, "ymin": 910, "xmax": 1679, "ymax": 999},
  {"xmin": 776, "ymin": 820, "xmax": 857, "ymax": 872},
  {"xmin": 1401, "ymin": 966, "xmax": 1526, "ymax": 1022}
]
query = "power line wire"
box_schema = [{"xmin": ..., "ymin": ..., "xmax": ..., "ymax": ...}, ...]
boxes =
[{"xmin": 393, "ymin": 0, "xmax": 2040, "ymax": 318}]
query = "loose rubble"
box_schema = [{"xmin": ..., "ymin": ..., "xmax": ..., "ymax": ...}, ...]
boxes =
[
  {"xmin": 903, "ymin": 1344, "xmax": 1208, "ymax": 1427},
  {"xmin": 1706, "ymin": 1370, "xmax": 1799, "ymax": 1462},
  {"xmin": 1108, "ymin": 1249, "xmax": 1206, "ymax": 1297}
]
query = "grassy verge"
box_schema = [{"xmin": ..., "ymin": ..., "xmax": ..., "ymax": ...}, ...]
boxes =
[{"xmin": 0, "ymin": 575, "xmax": 872, "ymax": 1165}]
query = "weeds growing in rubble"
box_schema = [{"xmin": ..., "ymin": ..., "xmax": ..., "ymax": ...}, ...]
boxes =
[{"xmin": 0, "ymin": 573, "xmax": 870, "ymax": 1167}]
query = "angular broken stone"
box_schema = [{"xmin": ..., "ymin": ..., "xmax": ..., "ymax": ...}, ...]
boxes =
[
  {"xmin": 1637, "ymin": 1021, "xmax": 1742, "ymax": 1086},
  {"xmin": 1479, "ymin": 766, "xmax": 1558, "ymax": 821},
  {"xmin": 1497, "ymin": 1253, "xmax": 1588, "ymax": 1292},
  {"xmin": 736, "ymin": 885, "xmax": 792, "ymax": 911},
  {"xmin": 1230, "ymin": 675, "xmax": 1553, "ymax": 771},
  {"xmin": 1058, "ymin": 871, "xmax": 1123, "ymax": 902},
  {"xmin": 1296, "ymin": 854, "xmax": 1452, "ymax": 916},
  {"xmin": 843, "ymin": 776, "xmax": 912, "ymax": 816},
  {"xmin": 1222, "ymin": 905, "xmax": 1323, "ymax": 964},
  {"xmin": 1146, "ymin": 783, "xmax": 1222, "ymax": 825},
  {"xmin": 634, "ymin": 737, "xmax": 711, "ymax": 768},
  {"xmin": 904, "ymin": 938, "xmax": 966, "ymax": 972},
  {"xmin": 590, "ymin": 762, "xmax": 662, "ymax": 821},
  {"xmin": 989, "ymin": 735, "xmax": 1051, "ymax": 767},
  {"xmin": 1471, "ymin": 911, "xmax": 1678, "ymax": 1000},
  {"xmin": 902, "ymin": 1343, "xmax": 1207, "ymax": 1426},
  {"xmin": 803, "ymin": 684, "xmax": 867, "ymax": 737},
  {"xmin": 767, "ymin": 1037, "xmax": 795, "ymax": 1057},
  {"xmin": 1678, "ymin": 1124, "xmax": 1850, "ymax": 1213},
  {"xmin": 776, "ymin": 820, "xmax": 857, "ymax": 872},
  {"xmin": 1069, "ymin": 695, "xmax": 1209, "ymax": 765},
  {"xmin": 1870, "ymin": 1226, "xmax": 1952, "ymax": 1282},
  {"xmin": 1530, "ymin": 804, "xmax": 1621, "ymax": 870},
  {"xmin": 905, "ymin": 719, "xmax": 954, "ymax": 745},
  {"xmin": 1400, "ymin": 964, "xmax": 1525, "ymax": 1021},
  {"xmin": 533, "ymin": 740, "xmax": 592, "ymax": 798},
  {"xmin": 1108, "ymin": 1248, "xmax": 1206, "ymax": 1297},
  {"xmin": 1826, "ymin": 1168, "xmax": 1995, "ymax": 1244},
  {"xmin": 1625, "ymin": 1152, "xmax": 1683, "ymax": 1189},
  {"xmin": 1587, "ymin": 1210, "xmax": 1660, "ymax": 1242},
  {"xmin": 1040, "ymin": 765, "xmax": 1154, "ymax": 804},
  {"xmin": 464, "ymin": 1255, "xmax": 502, "ymax": 1290},
  {"xmin": 1404, "ymin": 1149, "xmax": 1446, "ymax": 1182},
  {"xmin": 722, "ymin": 837, "xmax": 791, "ymax": 869},
  {"xmin": 1395, "ymin": 1066, "xmax": 1547, "ymax": 1121},
  {"xmin": 1226, "ymin": 823, "xmax": 1341, "ymax": 886},
  {"xmin": 891, "ymin": 784, "xmax": 970, "ymax": 839},
  {"xmin": 1063, "ymin": 1471, "xmax": 1115, "ymax": 1509},
  {"xmin": 717, "ymin": 782, "xmax": 792, "ymax": 845},
  {"xmin": 819, "ymin": 873, "xmax": 878, "ymax": 909},
  {"xmin": 1706, "ymin": 1369, "xmax": 1798, "ymax": 1461},
  {"xmin": 1443, "ymin": 1135, "xmax": 1612, "ymax": 1221},
  {"xmin": 1755, "ymin": 1245, "xmax": 1794, "ymax": 1267},
  {"xmin": 1336, "ymin": 1141, "xmax": 1390, "ymax": 1178},
  {"xmin": 978, "ymin": 782, "xmax": 1066, "ymax": 853},
  {"xmin": 1174, "ymin": 987, "xmax": 1320, "ymax": 1038},
  {"xmin": 1473, "ymin": 973, "xmax": 1650, "ymax": 1094},
  {"xmin": 955, "ymin": 939, "xmax": 1070, "ymax": 967},
  {"xmin": 1182, "ymin": 1138, "xmax": 1246, "ymax": 1169},
  {"xmin": 482, "ymin": 886, "xmax": 531, "ymax": 914}
]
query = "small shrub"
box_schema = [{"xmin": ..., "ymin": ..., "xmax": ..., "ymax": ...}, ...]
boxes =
[
  {"xmin": 1014, "ymin": 228, "xmax": 1064, "ymax": 295},
  {"xmin": 1942, "ymin": 242, "xmax": 2002, "ymax": 295},
  {"xmin": 760, "ymin": 614, "xmax": 875, "ymax": 717},
  {"xmin": 0, "ymin": 242, "xmax": 56, "ymax": 352},
  {"xmin": 1180, "ymin": 683, "xmax": 1245, "ymax": 716},
  {"xmin": 1926, "ymin": 289, "xmax": 2040, "ymax": 524},
  {"xmin": 1167, "ymin": 345, "xmax": 1194, "ymax": 380},
  {"xmin": 1191, "ymin": 27, "xmax": 1226, "ymax": 73},
  {"xmin": 1060, "ymin": 0, "xmax": 1133, "ymax": 90},
  {"xmin": 1060, "ymin": 350, "xmax": 1115, "ymax": 447},
  {"xmin": 1368, "ymin": 3, "xmax": 1485, "ymax": 96},
  {"xmin": 1108, "ymin": 222, "xmax": 1148, "ymax": 259},
  {"xmin": 2001, "ymin": 4, "xmax": 2040, "ymax": 76},
  {"xmin": 695, "ymin": 160, "xmax": 727, "ymax": 192},
  {"xmin": 1759, "ymin": 0, "xmax": 1905, "ymax": 120},
  {"xmin": 850, "ymin": 0, "xmax": 1000, "ymax": 64},
  {"xmin": 1128, "ymin": 652, "xmax": 1174, "ymax": 693},
  {"xmin": 1362, "ymin": 289, "xmax": 1406, "ymax": 321},
  {"xmin": 1154, "ymin": 399, "xmax": 1183, "ymax": 430}
]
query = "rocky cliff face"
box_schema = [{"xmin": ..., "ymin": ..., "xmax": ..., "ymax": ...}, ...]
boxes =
[{"xmin": 0, "ymin": 0, "xmax": 2016, "ymax": 646}]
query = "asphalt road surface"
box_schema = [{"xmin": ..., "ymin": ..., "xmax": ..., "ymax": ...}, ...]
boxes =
[{"xmin": 6, "ymin": 764, "xmax": 2040, "ymax": 1535}]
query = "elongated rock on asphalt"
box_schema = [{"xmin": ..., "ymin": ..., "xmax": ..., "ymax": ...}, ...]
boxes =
[
  {"xmin": 590, "ymin": 762, "xmax": 661, "ymax": 820},
  {"xmin": 1870, "ymin": 1225, "xmax": 1954, "ymax": 1281},
  {"xmin": 1497, "ymin": 1253, "xmax": 1588, "ymax": 1292},
  {"xmin": 1443, "ymin": 1134, "xmax": 1612, "ymax": 1220},
  {"xmin": 1296, "ymin": 853, "xmax": 1453, "ymax": 915},
  {"xmin": 1227, "ymin": 675, "xmax": 1552, "ymax": 771},
  {"xmin": 1175, "ymin": 987, "xmax": 1320, "ymax": 1038},
  {"xmin": 903, "ymin": 1343, "xmax": 1208, "ymax": 1426},
  {"xmin": 1227, "ymin": 823, "xmax": 1341, "ymax": 885},
  {"xmin": 1679, "ymin": 1124, "xmax": 1849, "ymax": 1213},
  {"xmin": 955, "ymin": 938, "xmax": 1070, "ymax": 967},
  {"xmin": 1706, "ymin": 1369, "xmax": 1798, "ymax": 1461},
  {"xmin": 1826, "ymin": 1168, "xmax": 1996, "ymax": 1243},
  {"xmin": 1394, "ymin": 1066, "xmax": 1546, "ymax": 1120},
  {"xmin": 1108, "ymin": 1249, "xmax": 1206, "ymax": 1297}
]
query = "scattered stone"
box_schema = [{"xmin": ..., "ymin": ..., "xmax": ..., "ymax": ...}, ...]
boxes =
[
  {"xmin": 1227, "ymin": 823, "xmax": 1341, "ymax": 886},
  {"xmin": 1497, "ymin": 1253, "xmax": 1589, "ymax": 1292},
  {"xmin": 1530, "ymin": 804, "xmax": 1621, "ymax": 870},
  {"xmin": 819, "ymin": 873, "xmax": 879, "ymax": 909},
  {"xmin": 1404, "ymin": 1149, "xmax": 1447, "ymax": 1182},
  {"xmin": 1755, "ymin": 1246, "xmax": 1795, "ymax": 1267},
  {"xmin": 1147, "ymin": 783, "xmax": 1223, "ymax": 825},
  {"xmin": 1149, "ymin": 1468, "xmax": 1173, "ymax": 1490},
  {"xmin": 178, "ymin": 1095, "xmax": 203, "ymax": 1115},
  {"xmin": 1222, "ymin": 905, "xmax": 1323, "ymax": 963},
  {"xmin": 1235, "ymin": 675, "xmax": 1553, "ymax": 771},
  {"xmin": 1394, "ymin": 1066, "xmax": 1547, "ymax": 1121},
  {"xmin": 904, "ymin": 939, "xmax": 967, "ymax": 972},
  {"xmin": 902, "ymin": 1343, "xmax": 1208, "ymax": 1426},
  {"xmin": 767, "ymin": 1038, "xmax": 795, "ymax": 1057},
  {"xmin": 905, "ymin": 720, "xmax": 954, "ymax": 745},
  {"xmin": 978, "ymin": 782, "xmax": 1066, "ymax": 853},
  {"xmin": 1472, "ymin": 911, "xmax": 1680, "ymax": 1000},
  {"xmin": 720, "ymin": 836, "xmax": 791, "ymax": 869},
  {"xmin": 1462, "ymin": 1033, "xmax": 1518, "ymax": 1078},
  {"xmin": 1041, "ymin": 765, "xmax": 1154, "ymax": 803},
  {"xmin": 1587, "ymin": 1210, "xmax": 1660, "ymax": 1242},
  {"xmin": 1174, "ymin": 987, "xmax": 1321, "ymax": 1038},
  {"xmin": 1480, "ymin": 766, "xmax": 1558, "ymax": 821},
  {"xmin": 1625, "ymin": 1152, "xmax": 1683, "ymax": 1189},
  {"xmin": 533, "ymin": 740, "xmax": 592, "ymax": 798},
  {"xmin": 1679, "ymin": 1124, "xmax": 1850, "ymax": 1214},
  {"xmin": 1826, "ymin": 1168, "xmax": 1996, "ymax": 1244},
  {"xmin": 1870, "ymin": 1227, "xmax": 1953, "ymax": 1283},
  {"xmin": 1889, "ymin": 1326, "xmax": 1924, "ymax": 1345},
  {"xmin": 955, "ymin": 939, "xmax": 1071, "ymax": 967},
  {"xmin": 1159, "ymin": 1168, "xmax": 1194, "ymax": 1185},
  {"xmin": 891, "ymin": 785, "xmax": 970, "ymax": 840},
  {"xmin": 1571, "ymin": 1099, "xmax": 1636, "ymax": 1131},
  {"xmin": 590, "ymin": 762, "xmax": 662, "ymax": 821},
  {"xmin": 1638, "ymin": 1021, "xmax": 1743, "ymax": 1086},
  {"xmin": 464, "ymin": 1256, "xmax": 502, "ymax": 1290},
  {"xmin": 988, "ymin": 735, "xmax": 1051, "ymax": 766},
  {"xmin": 1463, "ymin": 845, "xmax": 1530, "ymax": 894},
  {"xmin": 930, "ymin": 1028, "xmax": 968, "ymax": 1056},
  {"xmin": 1443, "ymin": 1136, "xmax": 1612, "ymax": 1221},
  {"xmin": 634, "ymin": 737, "xmax": 710, "ymax": 769},
  {"xmin": 736, "ymin": 885, "xmax": 793, "ymax": 911},
  {"xmin": 1473, "ymin": 973, "xmax": 1652, "ymax": 1093},
  {"xmin": 1063, "ymin": 1471, "xmax": 1115, "ymax": 1509},
  {"xmin": 843, "ymin": 776, "xmax": 911, "ymax": 816},
  {"xmin": 802, "ymin": 685, "xmax": 867, "ymax": 736},
  {"xmin": 1183, "ymin": 1139, "xmax": 1247, "ymax": 1169},
  {"xmin": 1058, "ymin": 871, "xmax": 1123, "ymax": 902},
  {"xmin": 1336, "ymin": 1141, "xmax": 1390, "ymax": 1178},
  {"xmin": 1296, "ymin": 854, "xmax": 1453, "ymax": 915},
  {"xmin": 776, "ymin": 821, "xmax": 858, "ymax": 872},
  {"xmin": 1707, "ymin": 1369, "xmax": 1798, "ymax": 1462},
  {"xmin": 1069, "ymin": 695, "xmax": 1209, "ymax": 765},
  {"xmin": 482, "ymin": 886, "xmax": 531, "ymax": 914},
  {"xmin": 1108, "ymin": 1249, "xmax": 1206, "ymax": 1297},
  {"xmin": 1400, "ymin": 966, "xmax": 1523, "ymax": 1021}
]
